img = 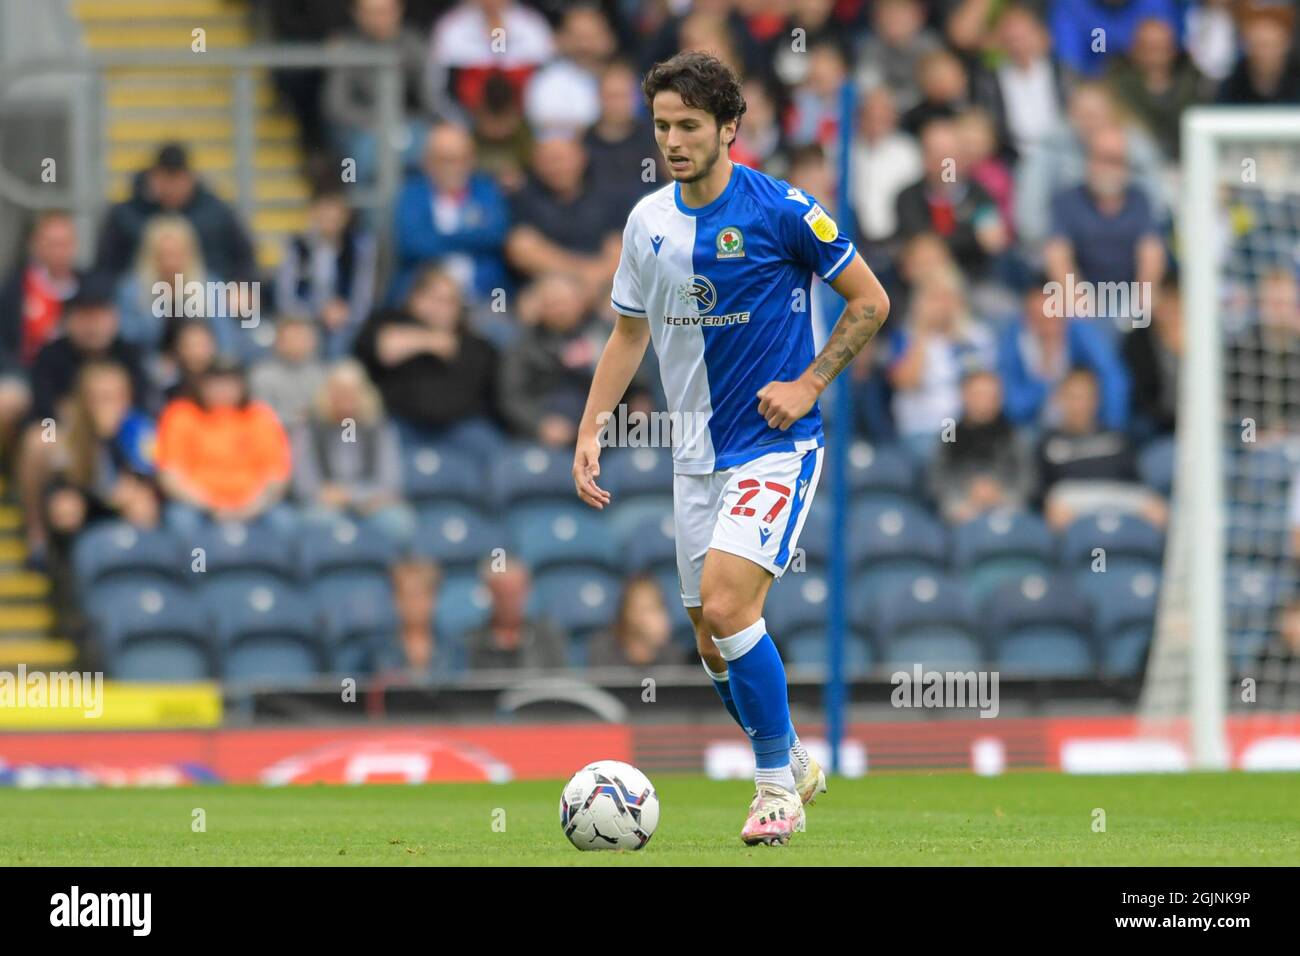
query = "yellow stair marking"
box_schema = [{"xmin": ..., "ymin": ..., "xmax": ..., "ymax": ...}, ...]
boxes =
[
  {"xmin": 107, "ymin": 115, "xmax": 297, "ymax": 142},
  {"xmin": 83, "ymin": 25, "xmax": 253, "ymax": 49},
  {"xmin": 0, "ymin": 573, "xmax": 51, "ymax": 600},
  {"xmin": 108, "ymin": 174, "xmax": 310, "ymax": 204},
  {"xmin": 74, "ymin": 0, "xmax": 243, "ymax": 19},
  {"xmin": 0, "ymin": 539, "xmax": 27, "ymax": 563},
  {"xmin": 0, "ymin": 605, "xmax": 55, "ymax": 631},
  {"xmin": 253, "ymin": 208, "xmax": 310, "ymax": 233},
  {"xmin": 0, "ymin": 507, "xmax": 21, "ymax": 531},
  {"xmin": 108, "ymin": 143, "xmax": 301, "ymax": 172},
  {"xmin": 107, "ymin": 85, "xmax": 274, "ymax": 110},
  {"xmin": 0, "ymin": 639, "xmax": 76, "ymax": 668}
]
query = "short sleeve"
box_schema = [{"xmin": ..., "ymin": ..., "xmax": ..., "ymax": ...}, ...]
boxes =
[
  {"xmin": 610, "ymin": 215, "xmax": 646, "ymax": 318},
  {"xmin": 781, "ymin": 191, "xmax": 857, "ymax": 283}
]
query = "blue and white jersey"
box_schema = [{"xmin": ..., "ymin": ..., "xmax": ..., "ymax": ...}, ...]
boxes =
[{"xmin": 610, "ymin": 162, "xmax": 857, "ymax": 474}]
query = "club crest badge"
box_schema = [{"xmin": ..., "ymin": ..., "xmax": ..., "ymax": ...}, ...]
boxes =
[{"xmin": 715, "ymin": 226, "xmax": 745, "ymax": 259}]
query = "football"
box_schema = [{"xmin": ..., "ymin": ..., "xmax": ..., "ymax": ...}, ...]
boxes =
[{"xmin": 559, "ymin": 760, "xmax": 660, "ymax": 851}]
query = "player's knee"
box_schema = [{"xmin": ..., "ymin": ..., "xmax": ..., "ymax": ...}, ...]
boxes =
[{"xmin": 699, "ymin": 590, "xmax": 750, "ymax": 642}]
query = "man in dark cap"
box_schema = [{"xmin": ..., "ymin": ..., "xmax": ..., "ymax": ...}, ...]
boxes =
[
  {"xmin": 16, "ymin": 273, "xmax": 151, "ymax": 567},
  {"xmin": 93, "ymin": 142, "xmax": 257, "ymax": 281}
]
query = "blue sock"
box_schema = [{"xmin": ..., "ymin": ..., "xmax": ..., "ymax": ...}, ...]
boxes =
[
  {"xmin": 703, "ymin": 660, "xmax": 744, "ymax": 730},
  {"xmin": 712, "ymin": 619, "xmax": 791, "ymax": 772}
]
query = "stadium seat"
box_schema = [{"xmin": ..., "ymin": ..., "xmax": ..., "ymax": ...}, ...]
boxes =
[
  {"xmin": 510, "ymin": 504, "xmax": 619, "ymax": 573},
  {"xmin": 952, "ymin": 510, "xmax": 1055, "ymax": 602},
  {"xmin": 193, "ymin": 520, "xmax": 298, "ymax": 583},
  {"xmin": 874, "ymin": 573, "xmax": 982, "ymax": 669},
  {"xmin": 72, "ymin": 521, "xmax": 185, "ymax": 590},
  {"xmin": 412, "ymin": 505, "xmax": 504, "ymax": 572},
  {"xmin": 532, "ymin": 567, "xmax": 621, "ymax": 639},
  {"xmin": 622, "ymin": 512, "xmax": 678, "ymax": 574},
  {"xmin": 401, "ymin": 444, "xmax": 486, "ymax": 509},
  {"xmin": 296, "ymin": 518, "xmax": 398, "ymax": 583},
  {"xmin": 491, "ymin": 443, "xmax": 576, "ymax": 509},
  {"xmin": 841, "ymin": 440, "xmax": 917, "ymax": 508},
  {"xmin": 98, "ymin": 581, "xmax": 213, "ymax": 681},
  {"xmin": 314, "ymin": 575, "xmax": 398, "ymax": 675},
  {"xmin": 1225, "ymin": 563, "xmax": 1283, "ymax": 669},
  {"xmin": 984, "ymin": 574, "xmax": 1097, "ymax": 677},
  {"xmin": 784, "ymin": 632, "xmax": 872, "ymax": 677},
  {"xmin": 1137, "ymin": 434, "xmax": 1176, "ymax": 497},
  {"xmin": 601, "ymin": 447, "xmax": 673, "ymax": 500},
  {"xmin": 207, "ymin": 580, "xmax": 326, "ymax": 681},
  {"xmin": 605, "ymin": 495, "xmax": 674, "ymax": 547},
  {"xmin": 435, "ymin": 572, "xmax": 492, "ymax": 640},
  {"xmin": 765, "ymin": 571, "xmax": 831, "ymax": 635},
  {"xmin": 1058, "ymin": 512, "xmax": 1164, "ymax": 569},
  {"xmin": 851, "ymin": 501, "xmax": 949, "ymax": 601}
]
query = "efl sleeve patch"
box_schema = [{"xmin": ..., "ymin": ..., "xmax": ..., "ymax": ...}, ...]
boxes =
[{"xmin": 803, "ymin": 204, "xmax": 839, "ymax": 243}]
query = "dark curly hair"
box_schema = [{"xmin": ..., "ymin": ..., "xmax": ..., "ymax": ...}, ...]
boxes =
[{"xmin": 642, "ymin": 51, "xmax": 747, "ymax": 143}]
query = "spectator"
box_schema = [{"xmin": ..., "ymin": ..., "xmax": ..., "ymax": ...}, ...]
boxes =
[
  {"xmin": 523, "ymin": 3, "xmax": 616, "ymax": 136},
  {"xmin": 1043, "ymin": 124, "xmax": 1167, "ymax": 313},
  {"xmin": 1185, "ymin": 0, "xmax": 1239, "ymax": 85},
  {"xmin": 469, "ymin": 70, "xmax": 533, "ymax": 193},
  {"xmin": 293, "ymin": 358, "xmax": 414, "ymax": 546},
  {"xmin": 498, "ymin": 272, "xmax": 602, "ymax": 447},
  {"xmin": 465, "ymin": 555, "xmax": 568, "ymax": 670},
  {"xmin": 44, "ymin": 360, "xmax": 159, "ymax": 548},
  {"xmin": 886, "ymin": 267, "xmax": 996, "ymax": 460},
  {"xmin": 0, "ymin": 212, "xmax": 82, "ymax": 441},
  {"xmin": 390, "ymin": 123, "xmax": 509, "ymax": 306},
  {"xmin": 851, "ymin": 86, "xmax": 923, "ymax": 248},
  {"xmin": 895, "ymin": 118, "xmax": 1008, "ymax": 276},
  {"xmin": 900, "ymin": 48, "xmax": 977, "ymax": 137},
  {"xmin": 583, "ymin": 60, "xmax": 662, "ymax": 218},
  {"xmin": 353, "ymin": 265, "xmax": 503, "ymax": 456},
  {"xmin": 504, "ymin": 134, "xmax": 623, "ymax": 300},
  {"xmin": 390, "ymin": 558, "xmax": 448, "ymax": 673},
  {"xmin": 154, "ymin": 357, "xmax": 294, "ymax": 536},
  {"xmin": 322, "ymin": 0, "xmax": 437, "ymax": 181},
  {"xmin": 250, "ymin": 315, "xmax": 328, "ymax": 428},
  {"xmin": 1122, "ymin": 277, "xmax": 1182, "ymax": 437},
  {"xmin": 1105, "ymin": 17, "xmax": 1209, "ymax": 161},
  {"xmin": 275, "ymin": 183, "xmax": 377, "ymax": 359},
  {"xmin": 17, "ymin": 275, "xmax": 151, "ymax": 566},
  {"xmin": 999, "ymin": 282, "xmax": 1131, "ymax": 431},
  {"xmin": 587, "ymin": 575, "xmax": 680, "ymax": 668},
  {"xmin": 1217, "ymin": 5, "xmax": 1300, "ymax": 105},
  {"xmin": 976, "ymin": 4, "xmax": 1066, "ymax": 160},
  {"xmin": 1034, "ymin": 367, "xmax": 1166, "ymax": 530},
  {"xmin": 731, "ymin": 77, "xmax": 787, "ymax": 176},
  {"xmin": 429, "ymin": 0, "xmax": 555, "ymax": 116},
  {"xmin": 785, "ymin": 40, "xmax": 850, "ymax": 153},
  {"xmin": 955, "ymin": 108, "xmax": 1015, "ymax": 241},
  {"xmin": 154, "ymin": 318, "xmax": 217, "ymax": 403},
  {"xmin": 855, "ymin": 0, "xmax": 943, "ymax": 113},
  {"xmin": 94, "ymin": 143, "xmax": 255, "ymax": 282},
  {"xmin": 1048, "ymin": 0, "xmax": 1180, "ymax": 79},
  {"xmin": 1225, "ymin": 267, "xmax": 1300, "ymax": 440},
  {"xmin": 1015, "ymin": 82, "xmax": 1167, "ymax": 248},
  {"xmin": 116, "ymin": 215, "xmax": 242, "ymax": 355},
  {"xmin": 929, "ymin": 369, "xmax": 1035, "ymax": 523}
]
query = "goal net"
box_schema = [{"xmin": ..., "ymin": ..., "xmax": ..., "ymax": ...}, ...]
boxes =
[{"xmin": 1140, "ymin": 109, "xmax": 1300, "ymax": 769}]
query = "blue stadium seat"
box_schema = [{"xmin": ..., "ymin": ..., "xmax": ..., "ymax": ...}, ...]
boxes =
[
  {"xmin": 851, "ymin": 501, "xmax": 949, "ymax": 601},
  {"xmin": 952, "ymin": 510, "xmax": 1055, "ymax": 602},
  {"xmin": 73, "ymin": 522, "xmax": 185, "ymax": 590},
  {"xmin": 605, "ymin": 495, "xmax": 674, "ymax": 547},
  {"xmin": 788, "ymin": 508, "xmax": 831, "ymax": 571},
  {"xmin": 784, "ymin": 633, "xmax": 872, "ymax": 677},
  {"xmin": 98, "ymin": 581, "xmax": 213, "ymax": 681},
  {"xmin": 206, "ymin": 579, "xmax": 325, "ymax": 680},
  {"xmin": 984, "ymin": 574, "xmax": 1096, "ymax": 676},
  {"xmin": 314, "ymin": 575, "xmax": 397, "ymax": 675},
  {"xmin": 296, "ymin": 518, "xmax": 398, "ymax": 583},
  {"xmin": 1225, "ymin": 563, "xmax": 1282, "ymax": 669},
  {"xmin": 510, "ymin": 504, "xmax": 618, "ymax": 573},
  {"xmin": 491, "ymin": 443, "xmax": 575, "ymax": 509},
  {"xmin": 766, "ymin": 571, "xmax": 831, "ymax": 635},
  {"xmin": 1058, "ymin": 512, "xmax": 1164, "ymax": 568},
  {"xmin": 650, "ymin": 569, "xmax": 695, "ymax": 646},
  {"xmin": 601, "ymin": 447, "xmax": 673, "ymax": 500},
  {"xmin": 401, "ymin": 443, "xmax": 486, "ymax": 508},
  {"xmin": 1138, "ymin": 435, "xmax": 1176, "ymax": 497},
  {"xmin": 435, "ymin": 572, "xmax": 492, "ymax": 640},
  {"xmin": 841, "ymin": 441, "xmax": 916, "ymax": 508},
  {"xmin": 874, "ymin": 573, "xmax": 982, "ymax": 669},
  {"xmin": 623, "ymin": 513, "xmax": 678, "ymax": 574},
  {"xmin": 193, "ymin": 520, "xmax": 297, "ymax": 582},
  {"xmin": 1085, "ymin": 568, "xmax": 1160, "ymax": 636},
  {"xmin": 412, "ymin": 505, "xmax": 504, "ymax": 572},
  {"xmin": 532, "ymin": 567, "xmax": 620, "ymax": 638}
]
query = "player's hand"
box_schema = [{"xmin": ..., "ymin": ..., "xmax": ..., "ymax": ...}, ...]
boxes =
[
  {"xmin": 573, "ymin": 434, "xmax": 611, "ymax": 510},
  {"xmin": 756, "ymin": 377, "xmax": 820, "ymax": 431}
]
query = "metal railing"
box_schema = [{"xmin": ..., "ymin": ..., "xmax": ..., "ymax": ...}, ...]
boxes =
[{"xmin": 0, "ymin": 44, "xmax": 404, "ymax": 264}]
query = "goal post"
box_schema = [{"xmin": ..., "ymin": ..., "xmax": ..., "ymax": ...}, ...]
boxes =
[{"xmin": 1142, "ymin": 107, "xmax": 1300, "ymax": 769}]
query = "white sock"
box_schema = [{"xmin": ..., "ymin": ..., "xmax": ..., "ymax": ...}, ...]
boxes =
[{"xmin": 755, "ymin": 764, "xmax": 797, "ymax": 792}]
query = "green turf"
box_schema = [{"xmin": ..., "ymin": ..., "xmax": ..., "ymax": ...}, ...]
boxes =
[{"xmin": 0, "ymin": 772, "xmax": 1297, "ymax": 865}]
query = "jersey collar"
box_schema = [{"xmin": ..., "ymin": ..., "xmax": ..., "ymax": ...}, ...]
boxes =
[{"xmin": 673, "ymin": 161, "xmax": 739, "ymax": 217}]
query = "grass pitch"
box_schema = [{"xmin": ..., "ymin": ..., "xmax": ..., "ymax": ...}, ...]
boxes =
[{"xmin": 1, "ymin": 772, "xmax": 1296, "ymax": 866}]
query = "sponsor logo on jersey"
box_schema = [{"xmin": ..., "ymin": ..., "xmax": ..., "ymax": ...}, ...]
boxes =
[
  {"xmin": 650, "ymin": 233, "xmax": 665, "ymax": 256},
  {"xmin": 803, "ymin": 203, "xmax": 839, "ymax": 242},
  {"xmin": 665, "ymin": 274, "xmax": 751, "ymax": 327},
  {"xmin": 715, "ymin": 225, "xmax": 745, "ymax": 259},
  {"xmin": 759, "ymin": 527, "xmax": 772, "ymax": 546}
]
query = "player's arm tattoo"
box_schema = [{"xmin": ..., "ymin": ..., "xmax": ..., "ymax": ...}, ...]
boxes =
[{"xmin": 809, "ymin": 297, "xmax": 886, "ymax": 388}]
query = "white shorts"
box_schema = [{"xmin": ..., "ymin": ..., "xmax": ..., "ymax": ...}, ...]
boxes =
[{"xmin": 674, "ymin": 446, "xmax": 824, "ymax": 607}]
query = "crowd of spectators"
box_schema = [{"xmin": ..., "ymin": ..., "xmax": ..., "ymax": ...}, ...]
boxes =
[{"xmin": 2, "ymin": 0, "xmax": 1299, "ymax": 678}]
